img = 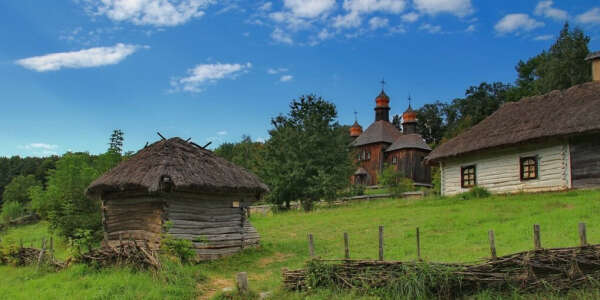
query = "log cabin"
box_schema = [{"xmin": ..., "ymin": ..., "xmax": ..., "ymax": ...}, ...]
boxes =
[
  {"xmin": 425, "ymin": 52, "xmax": 600, "ymax": 196},
  {"xmin": 86, "ymin": 137, "xmax": 269, "ymax": 261}
]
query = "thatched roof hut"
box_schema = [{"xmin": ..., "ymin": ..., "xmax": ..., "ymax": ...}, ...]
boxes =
[{"xmin": 86, "ymin": 137, "xmax": 269, "ymax": 260}]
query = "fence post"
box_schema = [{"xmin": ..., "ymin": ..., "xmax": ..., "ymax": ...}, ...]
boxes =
[
  {"xmin": 416, "ymin": 227, "xmax": 421, "ymax": 260},
  {"xmin": 308, "ymin": 234, "xmax": 315, "ymax": 258},
  {"xmin": 579, "ymin": 223, "xmax": 588, "ymax": 247},
  {"xmin": 488, "ymin": 230, "xmax": 497, "ymax": 260},
  {"xmin": 533, "ymin": 224, "xmax": 542, "ymax": 250},
  {"xmin": 236, "ymin": 272, "xmax": 248, "ymax": 293},
  {"xmin": 378, "ymin": 226, "xmax": 384, "ymax": 261},
  {"xmin": 36, "ymin": 238, "xmax": 46, "ymax": 271},
  {"xmin": 344, "ymin": 232, "xmax": 350, "ymax": 259}
]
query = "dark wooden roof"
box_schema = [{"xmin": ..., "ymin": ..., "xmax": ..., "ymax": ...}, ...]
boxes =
[
  {"xmin": 386, "ymin": 134, "xmax": 431, "ymax": 152},
  {"xmin": 426, "ymin": 82, "xmax": 600, "ymax": 163},
  {"xmin": 586, "ymin": 51, "xmax": 600, "ymax": 60},
  {"xmin": 87, "ymin": 137, "xmax": 269, "ymax": 196},
  {"xmin": 351, "ymin": 120, "xmax": 402, "ymax": 147}
]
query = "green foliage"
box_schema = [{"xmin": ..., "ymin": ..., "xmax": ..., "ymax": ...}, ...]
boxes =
[
  {"xmin": 0, "ymin": 238, "xmax": 20, "ymax": 266},
  {"xmin": 214, "ymin": 135, "xmax": 265, "ymax": 177},
  {"xmin": 68, "ymin": 229, "xmax": 95, "ymax": 259},
  {"xmin": 108, "ymin": 129, "xmax": 125, "ymax": 154},
  {"xmin": 512, "ymin": 23, "xmax": 591, "ymax": 99},
  {"xmin": 262, "ymin": 94, "xmax": 354, "ymax": 211},
  {"xmin": 29, "ymin": 152, "xmax": 121, "ymax": 239},
  {"xmin": 378, "ymin": 165, "xmax": 414, "ymax": 197},
  {"xmin": 160, "ymin": 221, "xmax": 196, "ymax": 264},
  {"xmin": 2, "ymin": 175, "xmax": 41, "ymax": 206},
  {"xmin": 0, "ymin": 156, "xmax": 59, "ymax": 206},
  {"xmin": 349, "ymin": 184, "xmax": 365, "ymax": 197},
  {"xmin": 458, "ymin": 186, "xmax": 491, "ymax": 200},
  {"xmin": 0, "ymin": 201, "xmax": 25, "ymax": 224}
]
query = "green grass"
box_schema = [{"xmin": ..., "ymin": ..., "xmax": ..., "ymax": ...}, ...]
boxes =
[{"xmin": 2, "ymin": 189, "xmax": 600, "ymax": 299}]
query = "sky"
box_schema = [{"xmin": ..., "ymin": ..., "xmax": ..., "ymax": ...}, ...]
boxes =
[{"xmin": 1, "ymin": 0, "xmax": 599, "ymax": 157}]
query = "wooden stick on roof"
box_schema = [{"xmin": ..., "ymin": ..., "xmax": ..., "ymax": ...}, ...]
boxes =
[
  {"xmin": 157, "ymin": 132, "xmax": 166, "ymax": 141},
  {"xmin": 185, "ymin": 137, "xmax": 192, "ymax": 142},
  {"xmin": 202, "ymin": 141, "xmax": 212, "ymax": 149},
  {"xmin": 190, "ymin": 142, "xmax": 203, "ymax": 149}
]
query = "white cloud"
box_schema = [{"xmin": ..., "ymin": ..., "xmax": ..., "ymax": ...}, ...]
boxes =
[
  {"xmin": 388, "ymin": 25, "xmax": 406, "ymax": 34},
  {"xmin": 419, "ymin": 23, "xmax": 441, "ymax": 33},
  {"xmin": 280, "ymin": 75, "xmax": 293, "ymax": 82},
  {"xmin": 259, "ymin": 2, "xmax": 272, "ymax": 11},
  {"xmin": 333, "ymin": 11, "xmax": 362, "ymax": 28},
  {"xmin": 494, "ymin": 14, "xmax": 544, "ymax": 34},
  {"xmin": 19, "ymin": 143, "xmax": 59, "ymax": 150},
  {"xmin": 576, "ymin": 8, "xmax": 600, "ymax": 25},
  {"xmin": 413, "ymin": 0, "xmax": 473, "ymax": 17},
  {"xmin": 534, "ymin": 1, "xmax": 568, "ymax": 21},
  {"xmin": 171, "ymin": 62, "xmax": 251, "ymax": 93},
  {"xmin": 369, "ymin": 17, "xmax": 389, "ymax": 30},
  {"xmin": 283, "ymin": 0, "xmax": 336, "ymax": 18},
  {"xmin": 217, "ymin": 130, "xmax": 228, "ymax": 136},
  {"xmin": 267, "ymin": 67, "xmax": 288, "ymax": 74},
  {"xmin": 342, "ymin": 0, "xmax": 406, "ymax": 14},
  {"xmin": 534, "ymin": 34, "xmax": 553, "ymax": 41},
  {"xmin": 89, "ymin": 0, "xmax": 214, "ymax": 27},
  {"xmin": 317, "ymin": 28, "xmax": 335, "ymax": 40},
  {"xmin": 271, "ymin": 27, "xmax": 294, "ymax": 44},
  {"xmin": 16, "ymin": 43, "xmax": 143, "ymax": 72},
  {"xmin": 401, "ymin": 12, "xmax": 419, "ymax": 23},
  {"xmin": 465, "ymin": 24, "xmax": 476, "ymax": 32}
]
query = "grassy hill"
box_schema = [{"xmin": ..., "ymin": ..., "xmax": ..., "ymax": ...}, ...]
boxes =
[{"xmin": 1, "ymin": 189, "xmax": 600, "ymax": 299}]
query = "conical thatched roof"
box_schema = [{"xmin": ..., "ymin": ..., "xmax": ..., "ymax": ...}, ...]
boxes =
[{"xmin": 87, "ymin": 137, "xmax": 269, "ymax": 196}]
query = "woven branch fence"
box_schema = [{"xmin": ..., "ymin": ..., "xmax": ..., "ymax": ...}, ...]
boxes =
[{"xmin": 283, "ymin": 223, "xmax": 600, "ymax": 296}]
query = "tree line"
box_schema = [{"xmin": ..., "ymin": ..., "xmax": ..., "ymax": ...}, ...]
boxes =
[{"xmin": 415, "ymin": 23, "xmax": 591, "ymax": 147}]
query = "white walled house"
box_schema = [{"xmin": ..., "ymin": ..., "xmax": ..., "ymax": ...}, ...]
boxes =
[{"xmin": 426, "ymin": 52, "xmax": 600, "ymax": 196}]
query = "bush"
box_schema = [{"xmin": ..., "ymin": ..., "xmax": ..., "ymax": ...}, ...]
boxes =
[
  {"xmin": 459, "ymin": 186, "xmax": 491, "ymax": 200},
  {"xmin": 2, "ymin": 175, "xmax": 41, "ymax": 205},
  {"xmin": 432, "ymin": 167, "xmax": 441, "ymax": 196},
  {"xmin": 379, "ymin": 165, "xmax": 414, "ymax": 197},
  {"xmin": 0, "ymin": 201, "xmax": 26, "ymax": 224},
  {"xmin": 161, "ymin": 221, "xmax": 196, "ymax": 264}
]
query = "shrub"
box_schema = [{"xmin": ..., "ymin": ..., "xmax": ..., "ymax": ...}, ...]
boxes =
[
  {"xmin": 2, "ymin": 175, "xmax": 41, "ymax": 205},
  {"xmin": 161, "ymin": 221, "xmax": 196, "ymax": 264},
  {"xmin": 68, "ymin": 229, "xmax": 96, "ymax": 259},
  {"xmin": 0, "ymin": 201, "xmax": 26, "ymax": 224},
  {"xmin": 431, "ymin": 167, "xmax": 441, "ymax": 196},
  {"xmin": 459, "ymin": 186, "xmax": 491, "ymax": 200},
  {"xmin": 379, "ymin": 165, "xmax": 414, "ymax": 197}
]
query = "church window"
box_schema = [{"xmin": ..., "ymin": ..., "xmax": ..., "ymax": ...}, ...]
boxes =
[
  {"xmin": 392, "ymin": 156, "xmax": 398, "ymax": 164},
  {"xmin": 461, "ymin": 165, "xmax": 476, "ymax": 188}
]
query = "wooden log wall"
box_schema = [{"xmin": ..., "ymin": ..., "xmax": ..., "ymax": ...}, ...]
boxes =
[
  {"xmin": 103, "ymin": 198, "xmax": 164, "ymax": 250},
  {"xmin": 165, "ymin": 192, "xmax": 260, "ymax": 261},
  {"xmin": 570, "ymin": 135, "xmax": 600, "ymax": 189}
]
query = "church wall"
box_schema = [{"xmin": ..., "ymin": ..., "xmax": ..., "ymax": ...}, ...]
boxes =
[
  {"xmin": 385, "ymin": 149, "xmax": 432, "ymax": 184},
  {"xmin": 354, "ymin": 143, "xmax": 388, "ymax": 186}
]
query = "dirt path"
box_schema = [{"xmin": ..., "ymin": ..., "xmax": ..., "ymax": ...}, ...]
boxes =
[{"xmin": 197, "ymin": 278, "xmax": 234, "ymax": 300}]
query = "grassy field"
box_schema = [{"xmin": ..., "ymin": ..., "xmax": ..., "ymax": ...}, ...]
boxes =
[{"xmin": 2, "ymin": 189, "xmax": 600, "ymax": 299}]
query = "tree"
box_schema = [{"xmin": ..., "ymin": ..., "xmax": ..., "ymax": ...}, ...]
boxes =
[
  {"xmin": 108, "ymin": 129, "xmax": 125, "ymax": 154},
  {"xmin": 416, "ymin": 101, "xmax": 448, "ymax": 146},
  {"xmin": 262, "ymin": 95, "xmax": 354, "ymax": 211},
  {"xmin": 214, "ymin": 135, "xmax": 265, "ymax": 178},
  {"xmin": 511, "ymin": 23, "xmax": 591, "ymax": 99},
  {"xmin": 2, "ymin": 175, "xmax": 40, "ymax": 206},
  {"xmin": 29, "ymin": 152, "xmax": 121, "ymax": 239}
]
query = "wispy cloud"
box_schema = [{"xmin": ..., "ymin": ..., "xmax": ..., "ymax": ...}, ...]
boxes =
[
  {"xmin": 267, "ymin": 67, "xmax": 288, "ymax": 74},
  {"xmin": 534, "ymin": 34, "xmax": 553, "ymax": 41},
  {"xmin": 419, "ymin": 23, "xmax": 442, "ymax": 34},
  {"xmin": 494, "ymin": 14, "xmax": 544, "ymax": 35},
  {"xmin": 280, "ymin": 75, "xmax": 293, "ymax": 82},
  {"xmin": 369, "ymin": 17, "xmax": 389, "ymax": 30},
  {"xmin": 413, "ymin": 0, "xmax": 473, "ymax": 17},
  {"xmin": 534, "ymin": 1, "xmax": 568, "ymax": 21},
  {"xmin": 401, "ymin": 12, "xmax": 420, "ymax": 23},
  {"xmin": 86, "ymin": 0, "xmax": 215, "ymax": 27},
  {"xmin": 170, "ymin": 62, "xmax": 252, "ymax": 93},
  {"xmin": 217, "ymin": 130, "xmax": 228, "ymax": 136},
  {"xmin": 576, "ymin": 7, "xmax": 600, "ymax": 25},
  {"xmin": 18, "ymin": 143, "xmax": 59, "ymax": 156},
  {"xmin": 16, "ymin": 43, "xmax": 144, "ymax": 72}
]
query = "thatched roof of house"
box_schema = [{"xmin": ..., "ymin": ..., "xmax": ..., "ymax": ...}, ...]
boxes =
[
  {"xmin": 351, "ymin": 120, "xmax": 402, "ymax": 147},
  {"xmin": 426, "ymin": 82, "xmax": 600, "ymax": 163},
  {"xmin": 385, "ymin": 134, "xmax": 431, "ymax": 152},
  {"xmin": 87, "ymin": 137, "xmax": 269, "ymax": 196}
]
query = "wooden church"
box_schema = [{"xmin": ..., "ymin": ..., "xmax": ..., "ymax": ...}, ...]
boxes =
[{"xmin": 350, "ymin": 87, "xmax": 432, "ymax": 186}]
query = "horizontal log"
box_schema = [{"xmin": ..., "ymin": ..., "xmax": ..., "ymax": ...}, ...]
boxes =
[
  {"xmin": 193, "ymin": 240, "xmax": 243, "ymax": 249},
  {"xmin": 167, "ymin": 207, "xmax": 242, "ymax": 215},
  {"xmin": 167, "ymin": 213, "xmax": 240, "ymax": 222},
  {"xmin": 170, "ymin": 219, "xmax": 241, "ymax": 228},
  {"xmin": 170, "ymin": 233, "xmax": 243, "ymax": 242},
  {"xmin": 169, "ymin": 226, "xmax": 243, "ymax": 235}
]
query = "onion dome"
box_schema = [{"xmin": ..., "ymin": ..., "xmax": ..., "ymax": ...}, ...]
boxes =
[
  {"xmin": 375, "ymin": 90, "xmax": 390, "ymax": 108},
  {"xmin": 402, "ymin": 104, "xmax": 417, "ymax": 123},
  {"xmin": 350, "ymin": 121, "xmax": 363, "ymax": 137}
]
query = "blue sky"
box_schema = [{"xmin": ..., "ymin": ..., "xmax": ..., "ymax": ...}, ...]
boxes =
[{"xmin": 1, "ymin": 0, "xmax": 599, "ymax": 157}]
